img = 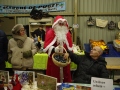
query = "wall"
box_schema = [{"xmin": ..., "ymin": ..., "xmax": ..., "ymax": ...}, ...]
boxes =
[
  {"xmin": 77, "ymin": 0, "xmax": 120, "ymax": 48},
  {"xmin": 0, "ymin": 17, "xmax": 15, "ymax": 35},
  {"xmin": 0, "ymin": 0, "xmax": 120, "ymax": 47}
]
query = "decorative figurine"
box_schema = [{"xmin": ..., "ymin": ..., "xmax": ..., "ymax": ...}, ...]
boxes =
[{"xmin": 11, "ymin": 74, "xmax": 22, "ymax": 90}]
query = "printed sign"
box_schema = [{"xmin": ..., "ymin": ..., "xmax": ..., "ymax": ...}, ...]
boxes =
[
  {"xmin": 0, "ymin": 1, "xmax": 66, "ymax": 14},
  {"xmin": 91, "ymin": 77, "xmax": 113, "ymax": 90}
]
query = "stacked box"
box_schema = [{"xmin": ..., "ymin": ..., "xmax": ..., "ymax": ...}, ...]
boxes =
[
  {"xmin": 113, "ymin": 40, "xmax": 120, "ymax": 52},
  {"xmin": 33, "ymin": 53, "xmax": 48, "ymax": 69}
]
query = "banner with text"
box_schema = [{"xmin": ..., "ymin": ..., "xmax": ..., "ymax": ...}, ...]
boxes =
[{"xmin": 0, "ymin": 1, "xmax": 66, "ymax": 14}]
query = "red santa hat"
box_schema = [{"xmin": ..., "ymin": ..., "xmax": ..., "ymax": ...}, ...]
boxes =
[{"xmin": 52, "ymin": 15, "xmax": 69, "ymax": 28}]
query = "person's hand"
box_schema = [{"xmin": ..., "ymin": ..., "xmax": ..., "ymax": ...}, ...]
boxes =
[
  {"xmin": 64, "ymin": 53, "xmax": 69, "ymax": 60},
  {"xmin": 55, "ymin": 46, "xmax": 61, "ymax": 53},
  {"xmin": 23, "ymin": 50, "xmax": 32, "ymax": 58}
]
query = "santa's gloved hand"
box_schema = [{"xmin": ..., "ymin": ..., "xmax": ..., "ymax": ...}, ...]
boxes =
[{"xmin": 55, "ymin": 46, "xmax": 61, "ymax": 53}]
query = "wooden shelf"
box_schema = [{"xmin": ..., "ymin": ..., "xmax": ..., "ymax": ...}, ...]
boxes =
[{"xmin": 29, "ymin": 18, "xmax": 53, "ymax": 37}]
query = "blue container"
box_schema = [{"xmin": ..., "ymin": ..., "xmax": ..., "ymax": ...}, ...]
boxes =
[{"xmin": 114, "ymin": 88, "xmax": 120, "ymax": 90}]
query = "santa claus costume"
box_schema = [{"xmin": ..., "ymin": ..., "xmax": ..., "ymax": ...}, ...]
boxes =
[{"xmin": 43, "ymin": 15, "xmax": 73, "ymax": 82}]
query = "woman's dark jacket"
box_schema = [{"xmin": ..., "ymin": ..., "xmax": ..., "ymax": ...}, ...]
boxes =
[
  {"xmin": 68, "ymin": 51, "xmax": 109, "ymax": 84},
  {"xmin": 0, "ymin": 30, "xmax": 8, "ymax": 63}
]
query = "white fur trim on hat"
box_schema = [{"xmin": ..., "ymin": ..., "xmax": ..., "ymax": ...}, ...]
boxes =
[
  {"xmin": 52, "ymin": 18, "xmax": 69, "ymax": 28},
  {"xmin": 96, "ymin": 18, "xmax": 108, "ymax": 28}
]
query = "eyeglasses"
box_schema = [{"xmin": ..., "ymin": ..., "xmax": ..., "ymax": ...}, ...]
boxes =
[
  {"xmin": 58, "ymin": 20, "xmax": 67, "ymax": 26},
  {"xmin": 20, "ymin": 28, "xmax": 25, "ymax": 32}
]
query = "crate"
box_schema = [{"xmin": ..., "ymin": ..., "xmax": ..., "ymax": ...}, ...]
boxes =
[{"xmin": 33, "ymin": 53, "xmax": 48, "ymax": 69}]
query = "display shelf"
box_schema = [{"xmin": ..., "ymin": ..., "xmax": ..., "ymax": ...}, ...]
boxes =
[{"xmin": 29, "ymin": 18, "xmax": 53, "ymax": 37}]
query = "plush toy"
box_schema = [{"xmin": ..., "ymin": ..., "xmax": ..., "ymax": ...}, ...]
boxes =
[{"xmin": 11, "ymin": 74, "xmax": 22, "ymax": 90}]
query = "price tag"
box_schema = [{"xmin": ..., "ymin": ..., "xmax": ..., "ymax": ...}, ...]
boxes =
[{"xmin": 91, "ymin": 77, "xmax": 113, "ymax": 90}]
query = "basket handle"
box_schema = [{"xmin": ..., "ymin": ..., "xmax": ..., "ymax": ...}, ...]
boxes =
[{"xmin": 58, "ymin": 46, "xmax": 67, "ymax": 53}]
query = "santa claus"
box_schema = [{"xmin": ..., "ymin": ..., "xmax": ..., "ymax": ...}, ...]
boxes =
[{"xmin": 43, "ymin": 15, "xmax": 73, "ymax": 82}]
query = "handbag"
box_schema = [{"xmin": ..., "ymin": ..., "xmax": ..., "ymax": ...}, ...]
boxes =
[
  {"xmin": 87, "ymin": 16, "xmax": 95, "ymax": 26},
  {"xmin": 108, "ymin": 21, "xmax": 116, "ymax": 30}
]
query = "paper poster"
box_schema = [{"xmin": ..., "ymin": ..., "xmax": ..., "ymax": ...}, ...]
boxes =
[{"xmin": 91, "ymin": 77, "xmax": 113, "ymax": 90}]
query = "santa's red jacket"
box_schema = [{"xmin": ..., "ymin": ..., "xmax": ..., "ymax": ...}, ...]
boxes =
[{"xmin": 43, "ymin": 28, "xmax": 73, "ymax": 82}]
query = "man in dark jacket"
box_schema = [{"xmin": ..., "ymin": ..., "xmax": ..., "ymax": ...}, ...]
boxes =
[
  {"xmin": 32, "ymin": 25, "xmax": 45, "ymax": 41},
  {"xmin": 0, "ymin": 19, "xmax": 8, "ymax": 70},
  {"xmin": 64, "ymin": 46, "xmax": 109, "ymax": 84},
  {"xmin": 31, "ymin": 25, "xmax": 45, "ymax": 49}
]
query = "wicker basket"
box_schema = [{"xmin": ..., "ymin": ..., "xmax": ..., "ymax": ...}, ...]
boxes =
[{"xmin": 52, "ymin": 47, "xmax": 71, "ymax": 67}]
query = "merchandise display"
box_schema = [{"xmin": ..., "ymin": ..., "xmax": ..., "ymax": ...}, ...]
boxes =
[
  {"xmin": 0, "ymin": 70, "xmax": 119, "ymax": 90},
  {"xmin": 113, "ymin": 39, "xmax": 120, "ymax": 52},
  {"xmin": 89, "ymin": 39, "xmax": 109, "ymax": 54}
]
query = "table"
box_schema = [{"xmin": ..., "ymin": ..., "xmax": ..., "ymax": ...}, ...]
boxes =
[
  {"xmin": 5, "ymin": 53, "xmax": 48, "ymax": 70},
  {"xmin": 105, "ymin": 57, "xmax": 120, "ymax": 80},
  {"xmin": 57, "ymin": 83, "xmax": 120, "ymax": 90}
]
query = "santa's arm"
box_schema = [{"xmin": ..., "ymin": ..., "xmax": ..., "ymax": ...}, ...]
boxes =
[{"xmin": 43, "ymin": 29, "xmax": 56, "ymax": 56}]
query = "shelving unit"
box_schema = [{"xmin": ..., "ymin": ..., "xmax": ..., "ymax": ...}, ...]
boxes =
[{"xmin": 28, "ymin": 18, "xmax": 53, "ymax": 37}]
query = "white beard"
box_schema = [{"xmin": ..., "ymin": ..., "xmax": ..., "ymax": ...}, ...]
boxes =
[{"xmin": 54, "ymin": 24, "xmax": 68, "ymax": 45}]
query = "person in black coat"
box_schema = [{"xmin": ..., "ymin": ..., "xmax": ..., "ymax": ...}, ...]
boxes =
[
  {"xmin": 32, "ymin": 25, "xmax": 45, "ymax": 41},
  {"xmin": 0, "ymin": 19, "xmax": 8, "ymax": 70},
  {"xmin": 64, "ymin": 46, "xmax": 109, "ymax": 84},
  {"xmin": 31, "ymin": 25, "xmax": 45, "ymax": 49}
]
